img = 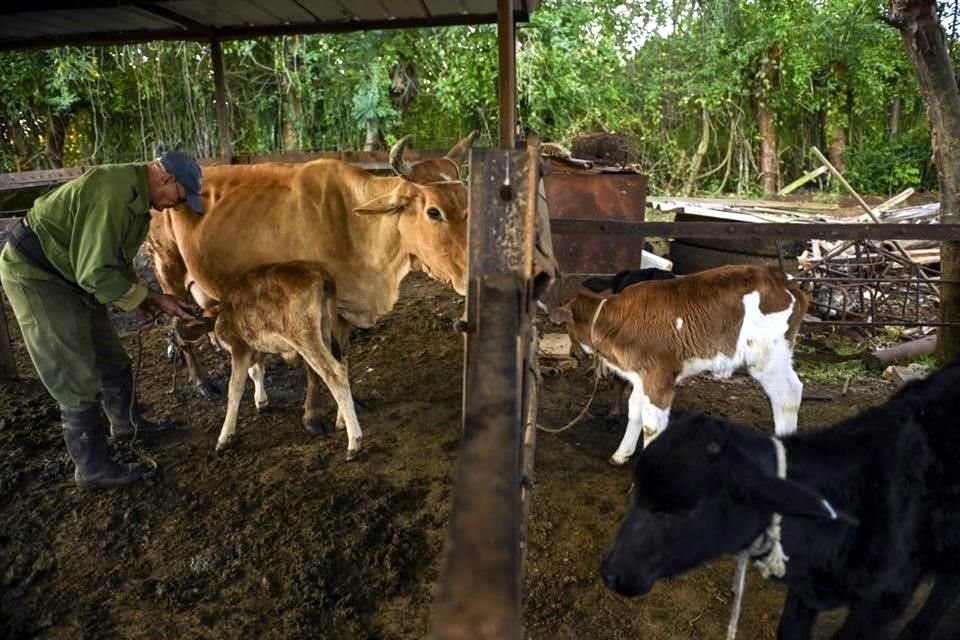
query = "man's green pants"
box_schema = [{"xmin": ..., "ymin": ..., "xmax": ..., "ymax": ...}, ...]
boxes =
[{"xmin": 0, "ymin": 246, "xmax": 130, "ymax": 411}]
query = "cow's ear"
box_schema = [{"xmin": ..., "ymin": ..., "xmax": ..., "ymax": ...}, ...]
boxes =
[
  {"xmin": 354, "ymin": 192, "xmax": 412, "ymax": 215},
  {"xmin": 738, "ymin": 476, "xmax": 858, "ymax": 526}
]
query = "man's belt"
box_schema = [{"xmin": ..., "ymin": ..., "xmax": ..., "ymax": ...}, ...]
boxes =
[{"xmin": 10, "ymin": 218, "xmax": 85, "ymax": 293}]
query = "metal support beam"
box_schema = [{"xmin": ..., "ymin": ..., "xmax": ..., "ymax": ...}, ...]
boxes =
[
  {"xmin": 430, "ymin": 147, "xmax": 537, "ymax": 640},
  {"xmin": 210, "ymin": 38, "xmax": 233, "ymax": 163},
  {"xmin": 549, "ymin": 219, "xmax": 960, "ymax": 242},
  {"xmin": 497, "ymin": 0, "xmax": 516, "ymax": 149}
]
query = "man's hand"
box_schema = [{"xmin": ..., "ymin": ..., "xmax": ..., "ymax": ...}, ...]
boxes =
[{"xmin": 135, "ymin": 289, "xmax": 196, "ymax": 330}]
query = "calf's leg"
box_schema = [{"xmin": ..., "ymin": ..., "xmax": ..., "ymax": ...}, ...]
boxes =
[
  {"xmin": 640, "ymin": 370, "xmax": 675, "ymax": 448},
  {"xmin": 301, "ymin": 349, "xmax": 362, "ymax": 461},
  {"xmin": 217, "ymin": 346, "xmax": 254, "ymax": 450},
  {"xmin": 749, "ymin": 341, "xmax": 802, "ymax": 436},
  {"xmin": 833, "ymin": 592, "xmax": 912, "ymax": 640},
  {"xmin": 610, "ymin": 371, "xmax": 674, "ymax": 466},
  {"xmin": 898, "ymin": 573, "xmax": 960, "ymax": 640},
  {"xmin": 247, "ymin": 355, "xmax": 268, "ymax": 411},
  {"xmin": 608, "ymin": 376, "xmax": 630, "ymax": 417},
  {"xmin": 777, "ymin": 590, "xmax": 817, "ymax": 640},
  {"xmin": 302, "ymin": 365, "xmax": 333, "ymax": 437}
]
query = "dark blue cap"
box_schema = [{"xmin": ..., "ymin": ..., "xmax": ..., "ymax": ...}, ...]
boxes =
[{"xmin": 159, "ymin": 150, "xmax": 204, "ymax": 213}]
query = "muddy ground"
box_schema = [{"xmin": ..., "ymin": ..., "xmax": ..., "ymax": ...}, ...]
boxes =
[{"xmin": 1, "ymin": 273, "xmax": 957, "ymax": 639}]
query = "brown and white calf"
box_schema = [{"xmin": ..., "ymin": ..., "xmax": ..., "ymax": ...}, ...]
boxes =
[
  {"xmin": 212, "ymin": 261, "xmax": 361, "ymax": 460},
  {"xmin": 550, "ymin": 264, "xmax": 807, "ymax": 465}
]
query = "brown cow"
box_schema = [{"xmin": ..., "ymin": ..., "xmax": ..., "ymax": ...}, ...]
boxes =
[
  {"xmin": 211, "ymin": 261, "xmax": 361, "ymax": 459},
  {"xmin": 149, "ymin": 133, "xmax": 475, "ymax": 435},
  {"xmin": 550, "ymin": 265, "xmax": 806, "ymax": 465}
]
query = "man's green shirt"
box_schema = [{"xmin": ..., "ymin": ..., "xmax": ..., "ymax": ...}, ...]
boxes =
[{"xmin": 1, "ymin": 163, "xmax": 152, "ymax": 311}]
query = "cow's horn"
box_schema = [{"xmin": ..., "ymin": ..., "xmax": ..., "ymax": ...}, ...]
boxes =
[
  {"xmin": 444, "ymin": 130, "xmax": 479, "ymax": 164},
  {"xmin": 390, "ymin": 134, "xmax": 414, "ymax": 178}
]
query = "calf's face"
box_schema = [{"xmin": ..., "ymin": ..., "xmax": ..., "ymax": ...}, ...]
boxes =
[
  {"xmin": 600, "ymin": 415, "xmax": 767, "ymax": 596},
  {"xmin": 600, "ymin": 412, "xmax": 849, "ymax": 598}
]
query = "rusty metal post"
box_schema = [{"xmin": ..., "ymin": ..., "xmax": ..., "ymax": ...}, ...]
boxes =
[
  {"xmin": 210, "ymin": 38, "xmax": 233, "ymax": 163},
  {"xmin": 430, "ymin": 147, "xmax": 536, "ymax": 640}
]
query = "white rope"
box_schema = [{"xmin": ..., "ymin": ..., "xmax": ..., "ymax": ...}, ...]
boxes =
[
  {"xmin": 726, "ymin": 436, "xmax": 788, "ymax": 640},
  {"xmin": 536, "ymin": 297, "xmax": 610, "ymax": 435},
  {"xmin": 727, "ymin": 554, "xmax": 749, "ymax": 640}
]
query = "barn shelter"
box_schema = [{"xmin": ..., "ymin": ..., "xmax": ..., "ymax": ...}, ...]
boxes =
[
  {"xmin": 0, "ymin": 3, "xmax": 551, "ymax": 639},
  {"xmin": 0, "ymin": 0, "xmax": 539, "ymax": 155}
]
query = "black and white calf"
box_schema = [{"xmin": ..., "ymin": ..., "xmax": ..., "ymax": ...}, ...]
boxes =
[{"xmin": 601, "ymin": 355, "xmax": 960, "ymax": 640}]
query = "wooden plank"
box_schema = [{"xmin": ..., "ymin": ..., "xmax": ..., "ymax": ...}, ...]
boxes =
[
  {"xmin": 0, "ymin": 167, "xmax": 86, "ymax": 192},
  {"xmin": 549, "ymin": 219, "xmax": 960, "ymax": 242},
  {"xmin": 648, "ymin": 195, "xmax": 840, "ymax": 212},
  {"xmin": 778, "ymin": 165, "xmax": 828, "ymax": 195}
]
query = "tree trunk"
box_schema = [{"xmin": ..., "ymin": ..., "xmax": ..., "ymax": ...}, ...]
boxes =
[
  {"xmin": 758, "ymin": 104, "xmax": 778, "ymax": 194},
  {"xmin": 889, "ymin": 96, "xmax": 902, "ymax": 138},
  {"xmin": 683, "ymin": 105, "xmax": 710, "ymax": 196},
  {"xmin": 887, "ymin": 0, "xmax": 960, "ymax": 361},
  {"xmin": 44, "ymin": 111, "xmax": 69, "ymax": 169},
  {"xmin": 757, "ymin": 47, "xmax": 780, "ymax": 195},
  {"xmin": 826, "ymin": 119, "xmax": 846, "ymax": 176},
  {"xmin": 363, "ymin": 118, "xmax": 381, "ymax": 151}
]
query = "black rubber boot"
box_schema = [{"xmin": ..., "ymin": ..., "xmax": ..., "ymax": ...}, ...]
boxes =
[
  {"xmin": 101, "ymin": 366, "xmax": 174, "ymax": 439},
  {"xmin": 61, "ymin": 405, "xmax": 155, "ymax": 489}
]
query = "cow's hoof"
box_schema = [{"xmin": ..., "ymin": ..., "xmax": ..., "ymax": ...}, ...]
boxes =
[
  {"xmin": 345, "ymin": 437, "xmax": 363, "ymax": 461},
  {"xmin": 197, "ymin": 380, "xmax": 222, "ymax": 402},
  {"xmin": 608, "ymin": 454, "xmax": 630, "ymax": 466},
  {"xmin": 255, "ymin": 400, "xmax": 270, "ymax": 413},
  {"xmin": 304, "ymin": 418, "xmax": 333, "ymax": 437},
  {"xmin": 215, "ymin": 438, "xmax": 232, "ymax": 452}
]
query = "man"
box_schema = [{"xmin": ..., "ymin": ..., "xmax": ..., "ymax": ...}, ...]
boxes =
[{"xmin": 0, "ymin": 151, "xmax": 203, "ymax": 489}]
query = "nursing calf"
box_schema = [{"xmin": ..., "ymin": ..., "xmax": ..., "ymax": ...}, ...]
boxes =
[
  {"xmin": 212, "ymin": 261, "xmax": 361, "ymax": 460},
  {"xmin": 601, "ymin": 355, "xmax": 960, "ymax": 639},
  {"xmin": 550, "ymin": 265, "xmax": 806, "ymax": 465}
]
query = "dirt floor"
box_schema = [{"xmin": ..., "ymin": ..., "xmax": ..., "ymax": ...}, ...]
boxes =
[{"xmin": 1, "ymin": 272, "xmax": 957, "ymax": 639}]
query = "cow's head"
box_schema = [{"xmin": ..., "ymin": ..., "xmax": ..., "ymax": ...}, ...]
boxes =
[
  {"xmin": 600, "ymin": 411, "xmax": 850, "ymax": 598},
  {"xmin": 354, "ymin": 179, "xmax": 468, "ymax": 295},
  {"xmin": 391, "ymin": 131, "xmax": 479, "ymax": 183}
]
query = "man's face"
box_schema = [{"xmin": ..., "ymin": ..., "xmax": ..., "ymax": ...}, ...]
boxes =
[{"xmin": 151, "ymin": 170, "xmax": 186, "ymax": 210}]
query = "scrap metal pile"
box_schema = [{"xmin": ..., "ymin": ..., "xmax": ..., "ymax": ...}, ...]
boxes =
[{"xmin": 648, "ymin": 190, "xmax": 942, "ymax": 335}]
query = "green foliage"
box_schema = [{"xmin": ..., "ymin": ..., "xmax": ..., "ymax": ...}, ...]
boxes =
[
  {"xmin": 844, "ymin": 128, "xmax": 938, "ymax": 193},
  {"xmin": 0, "ymin": 0, "xmax": 953, "ymax": 199},
  {"xmin": 796, "ymin": 357, "xmax": 873, "ymax": 384}
]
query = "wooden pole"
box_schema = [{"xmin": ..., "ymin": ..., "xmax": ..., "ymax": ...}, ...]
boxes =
[
  {"xmin": 862, "ymin": 335, "xmax": 937, "ymax": 370},
  {"xmin": 0, "ymin": 218, "xmax": 18, "ymax": 379},
  {"xmin": 497, "ymin": 0, "xmax": 516, "ymax": 149},
  {"xmin": 210, "ymin": 38, "xmax": 233, "ymax": 163}
]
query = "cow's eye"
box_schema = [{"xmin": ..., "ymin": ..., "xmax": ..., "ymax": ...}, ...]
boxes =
[{"xmin": 426, "ymin": 207, "xmax": 443, "ymax": 221}]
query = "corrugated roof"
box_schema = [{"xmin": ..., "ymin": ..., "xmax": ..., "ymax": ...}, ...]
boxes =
[{"xmin": 0, "ymin": 0, "xmax": 539, "ymax": 51}]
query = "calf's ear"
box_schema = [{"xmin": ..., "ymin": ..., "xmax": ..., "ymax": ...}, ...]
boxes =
[{"xmin": 739, "ymin": 476, "xmax": 858, "ymax": 526}]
